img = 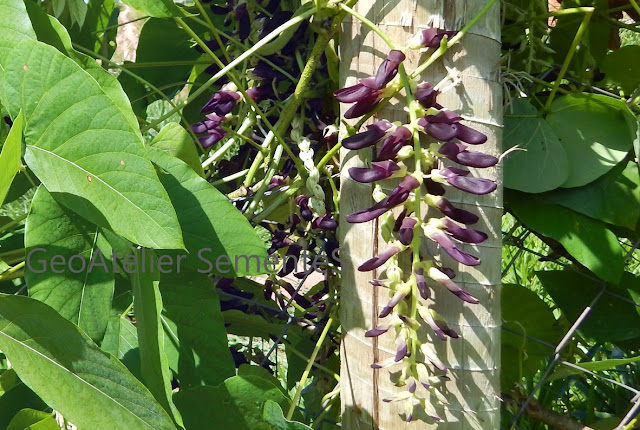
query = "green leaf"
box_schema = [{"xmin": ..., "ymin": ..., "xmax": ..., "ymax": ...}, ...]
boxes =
[
  {"xmin": 160, "ymin": 273, "xmax": 235, "ymax": 388},
  {"xmin": 121, "ymin": 0, "xmax": 186, "ymax": 18},
  {"xmin": 0, "ymin": 0, "xmax": 36, "ymax": 65},
  {"xmin": 546, "ymin": 94, "xmax": 634, "ymax": 188},
  {"xmin": 131, "ymin": 249, "xmax": 183, "ymax": 427},
  {"xmin": 550, "ymin": 356, "xmax": 640, "ymax": 381},
  {"xmin": 67, "ymin": 0, "xmax": 88, "ymax": 29},
  {"xmin": 536, "ymin": 160, "xmax": 640, "ymax": 230},
  {"xmin": 263, "ymin": 400, "xmax": 312, "ymax": 430},
  {"xmin": 101, "ymin": 314, "xmax": 141, "ymax": 380},
  {"xmin": 501, "ymin": 284, "xmax": 562, "ymax": 390},
  {"xmin": 25, "ymin": 186, "xmax": 115, "ymax": 342},
  {"xmin": 1, "ymin": 39, "xmax": 184, "ymax": 250},
  {"xmin": 148, "ymin": 148, "xmax": 268, "ymax": 276},
  {"xmin": 174, "ymin": 376, "xmax": 291, "ymax": 430},
  {"xmin": 0, "ymin": 294, "xmax": 176, "ymax": 429},
  {"xmin": 136, "ymin": 19, "xmax": 201, "ymax": 99},
  {"xmin": 7, "ymin": 409, "xmax": 58, "ymax": 430},
  {"xmin": 67, "ymin": 0, "xmax": 118, "ymax": 57},
  {"xmin": 150, "ymin": 123, "xmax": 204, "ymax": 178},
  {"xmin": 0, "ymin": 370, "xmax": 48, "ymax": 430},
  {"xmin": 223, "ymin": 310, "xmax": 286, "ymax": 339},
  {"xmin": 601, "ymin": 46, "xmax": 640, "ymax": 94},
  {"xmin": 237, "ymin": 364, "xmax": 287, "ymax": 397},
  {"xmin": 0, "ymin": 111, "xmax": 23, "ymax": 205},
  {"xmin": 503, "ymin": 99, "xmax": 569, "ymax": 193},
  {"xmin": 508, "ymin": 195, "xmax": 624, "ymax": 283},
  {"xmin": 536, "ymin": 270, "xmax": 640, "ymax": 342}
]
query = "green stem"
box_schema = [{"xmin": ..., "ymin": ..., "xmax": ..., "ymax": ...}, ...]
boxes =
[
  {"xmin": 286, "ymin": 317, "xmax": 333, "ymax": 420},
  {"xmin": 245, "ymin": 144, "xmax": 284, "ymax": 218},
  {"xmin": 0, "ymin": 213, "xmax": 27, "ymax": 234},
  {"xmin": 0, "ymin": 261, "xmax": 25, "ymax": 282},
  {"xmin": 210, "ymin": 169, "xmax": 249, "ymax": 186},
  {"xmin": 202, "ymin": 116, "xmax": 255, "ymax": 168},
  {"xmin": 543, "ymin": 8, "xmax": 594, "ymax": 113},
  {"xmin": 253, "ymin": 179, "xmax": 304, "ymax": 223}
]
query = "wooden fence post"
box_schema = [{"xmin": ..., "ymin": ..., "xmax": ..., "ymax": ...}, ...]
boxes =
[{"xmin": 338, "ymin": 1, "xmax": 502, "ymax": 428}]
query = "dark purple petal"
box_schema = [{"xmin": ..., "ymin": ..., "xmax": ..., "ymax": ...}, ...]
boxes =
[
  {"xmin": 426, "ymin": 229, "xmax": 456, "ymax": 250},
  {"xmin": 312, "ymin": 215, "xmax": 338, "ymax": 231},
  {"xmin": 425, "ymin": 179, "xmax": 446, "ymax": 196},
  {"xmin": 344, "ymin": 96, "xmax": 381, "ymax": 119},
  {"xmin": 374, "ymin": 50, "xmax": 406, "ymax": 89},
  {"xmin": 398, "ymin": 175, "xmax": 420, "ymax": 191},
  {"xmin": 346, "ymin": 204, "xmax": 390, "ymax": 223},
  {"xmin": 379, "ymin": 305, "xmax": 393, "ymax": 318},
  {"xmin": 393, "ymin": 208, "xmax": 408, "ymax": 232},
  {"xmin": 251, "ymin": 63, "xmax": 286, "ymax": 80},
  {"xmin": 349, "ymin": 161, "xmax": 400, "ymax": 183},
  {"xmin": 432, "ymin": 197, "xmax": 479, "ymax": 224},
  {"xmin": 278, "ymin": 244, "xmax": 303, "ymax": 277},
  {"xmin": 235, "ymin": 3, "xmax": 250, "ymax": 40},
  {"xmin": 398, "ymin": 218, "xmax": 417, "ymax": 245},
  {"xmin": 198, "ymin": 128, "xmax": 226, "ymax": 148},
  {"xmin": 268, "ymin": 176, "xmax": 285, "ymax": 190},
  {"xmin": 414, "ymin": 268, "xmax": 430, "ymax": 300},
  {"xmin": 442, "ymin": 219, "xmax": 487, "ymax": 243},
  {"xmin": 358, "ymin": 247, "xmax": 400, "ymax": 272},
  {"xmin": 342, "ymin": 120, "xmax": 392, "ymax": 150},
  {"xmin": 375, "ymin": 126, "xmax": 413, "ymax": 161},
  {"xmin": 394, "ymin": 338, "xmax": 408, "ymax": 361},
  {"xmin": 440, "ymin": 267, "xmax": 456, "ymax": 279},
  {"xmin": 453, "ymin": 123, "xmax": 487, "ymax": 144},
  {"xmin": 426, "ymin": 122, "xmax": 457, "ymax": 141},
  {"xmin": 447, "ymin": 175, "xmax": 497, "ymax": 195},
  {"xmin": 428, "ymin": 111, "xmax": 462, "ymax": 124},
  {"xmin": 334, "ymin": 83, "xmax": 376, "ymax": 103},
  {"xmin": 201, "ymin": 90, "xmax": 241, "ymax": 115},
  {"xmin": 191, "ymin": 121, "xmax": 209, "ymax": 134},
  {"xmin": 415, "ymin": 82, "xmax": 441, "ymax": 109},
  {"xmin": 247, "ymin": 85, "xmax": 275, "ymax": 102},
  {"xmin": 442, "ymin": 246, "xmax": 481, "ymax": 267},
  {"xmin": 205, "ymin": 113, "xmax": 226, "ymax": 127},
  {"xmin": 365, "ymin": 324, "xmax": 391, "ymax": 337},
  {"xmin": 430, "ymin": 268, "xmax": 479, "ymax": 303},
  {"xmin": 439, "ymin": 167, "xmax": 470, "ymax": 178},
  {"xmin": 438, "ymin": 141, "xmax": 463, "ymax": 158},
  {"xmin": 456, "ymin": 150, "xmax": 498, "ymax": 168},
  {"xmin": 415, "ymin": 28, "xmax": 457, "ymax": 48}
]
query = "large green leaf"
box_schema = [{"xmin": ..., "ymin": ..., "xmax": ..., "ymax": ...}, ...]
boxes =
[
  {"xmin": 136, "ymin": 19, "xmax": 201, "ymax": 99},
  {"xmin": 1, "ymin": 39, "xmax": 184, "ymax": 250},
  {"xmin": 25, "ymin": 186, "xmax": 115, "ymax": 342},
  {"xmin": 503, "ymin": 98, "xmax": 568, "ymax": 193},
  {"xmin": 131, "ymin": 249, "xmax": 183, "ymax": 427},
  {"xmin": 536, "ymin": 270, "xmax": 640, "ymax": 342},
  {"xmin": 160, "ymin": 273, "xmax": 235, "ymax": 388},
  {"xmin": 121, "ymin": 0, "xmax": 186, "ymax": 18},
  {"xmin": 0, "ymin": 294, "xmax": 176, "ymax": 429},
  {"xmin": 148, "ymin": 148, "xmax": 268, "ymax": 276},
  {"xmin": 150, "ymin": 123, "xmax": 204, "ymax": 177},
  {"xmin": 174, "ymin": 376, "xmax": 291, "ymax": 430},
  {"xmin": 0, "ymin": 370, "xmax": 48, "ymax": 430},
  {"xmin": 101, "ymin": 314, "xmax": 141, "ymax": 380},
  {"xmin": 0, "ymin": 0, "xmax": 36, "ymax": 65},
  {"xmin": 508, "ymin": 195, "xmax": 624, "ymax": 283},
  {"xmin": 501, "ymin": 284, "xmax": 562, "ymax": 390},
  {"xmin": 0, "ymin": 111, "xmax": 23, "ymax": 205},
  {"xmin": 263, "ymin": 400, "xmax": 312, "ymax": 430},
  {"xmin": 536, "ymin": 160, "xmax": 640, "ymax": 230},
  {"xmin": 6, "ymin": 409, "xmax": 59, "ymax": 430},
  {"xmin": 601, "ymin": 46, "xmax": 640, "ymax": 95},
  {"xmin": 546, "ymin": 94, "xmax": 634, "ymax": 188}
]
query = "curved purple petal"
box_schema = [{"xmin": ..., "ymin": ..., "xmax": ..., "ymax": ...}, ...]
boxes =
[
  {"xmin": 358, "ymin": 247, "xmax": 400, "ymax": 272},
  {"xmin": 344, "ymin": 96, "xmax": 381, "ymax": 119},
  {"xmin": 447, "ymin": 176, "xmax": 497, "ymax": 195},
  {"xmin": 365, "ymin": 324, "xmax": 391, "ymax": 337},
  {"xmin": 442, "ymin": 246, "xmax": 481, "ymax": 266},
  {"xmin": 442, "ymin": 219, "xmax": 488, "ymax": 243},
  {"xmin": 453, "ymin": 123, "xmax": 487, "ymax": 144},
  {"xmin": 374, "ymin": 50, "xmax": 406, "ymax": 89},
  {"xmin": 398, "ymin": 218, "xmax": 417, "ymax": 245},
  {"xmin": 201, "ymin": 90, "xmax": 240, "ymax": 115},
  {"xmin": 334, "ymin": 83, "xmax": 375, "ymax": 103},
  {"xmin": 438, "ymin": 141, "xmax": 463, "ymax": 158},
  {"xmin": 198, "ymin": 128, "xmax": 226, "ymax": 148},
  {"xmin": 415, "ymin": 82, "xmax": 441, "ymax": 109},
  {"xmin": 425, "ymin": 179, "xmax": 446, "ymax": 196},
  {"xmin": 348, "ymin": 161, "xmax": 399, "ymax": 183},
  {"xmin": 455, "ymin": 150, "xmax": 499, "ymax": 168},
  {"xmin": 414, "ymin": 268, "xmax": 430, "ymax": 300},
  {"xmin": 433, "ymin": 197, "xmax": 479, "ymax": 224},
  {"xmin": 426, "ymin": 122, "xmax": 457, "ymax": 141}
]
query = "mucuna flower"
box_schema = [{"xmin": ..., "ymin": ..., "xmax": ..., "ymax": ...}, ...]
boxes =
[
  {"xmin": 409, "ymin": 28, "xmax": 457, "ymax": 48},
  {"xmin": 418, "ymin": 112, "xmax": 487, "ymax": 144},
  {"xmin": 424, "ymin": 194, "xmax": 479, "ymax": 225},
  {"xmin": 438, "ymin": 141, "xmax": 498, "ymax": 168},
  {"xmin": 349, "ymin": 161, "xmax": 401, "ymax": 183},
  {"xmin": 424, "ymin": 224, "xmax": 481, "ymax": 266},
  {"xmin": 428, "ymin": 267, "xmax": 479, "ymax": 304},
  {"xmin": 358, "ymin": 246, "xmax": 400, "ymax": 272},
  {"xmin": 431, "ymin": 168, "xmax": 497, "ymax": 195},
  {"xmin": 341, "ymin": 120, "xmax": 393, "ymax": 150},
  {"xmin": 374, "ymin": 50, "xmax": 406, "ymax": 89},
  {"xmin": 201, "ymin": 88, "xmax": 241, "ymax": 115},
  {"xmin": 375, "ymin": 126, "xmax": 413, "ymax": 161},
  {"xmin": 415, "ymin": 82, "xmax": 442, "ymax": 109},
  {"xmin": 198, "ymin": 128, "xmax": 226, "ymax": 148},
  {"xmin": 346, "ymin": 175, "xmax": 420, "ymax": 223}
]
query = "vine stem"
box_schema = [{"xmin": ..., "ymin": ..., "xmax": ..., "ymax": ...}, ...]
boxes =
[
  {"xmin": 201, "ymin": 116, "xmax": 256, "ymax": 169},
  {"xmin": 543, "ymin": 8, "xmax": 594, "ymax": 113},
  {"xmin": 0, "ymin": 213, "xmax": 27, "ymax": 234},
  {"xmin": 286, "ymin": 317, "xmax": 334, "ymax": 421}
]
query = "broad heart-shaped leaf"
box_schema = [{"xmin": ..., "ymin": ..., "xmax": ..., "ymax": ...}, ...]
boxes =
[
  {"xmin": 546, "ymin": 94, "xmax": 634, "ymax": 188},
  {"xmin": 0, "ymin": 294, "xmax": 176, "ymax": 429},
  {"xmin": 136, "ymin": 19, "xmax": 201, "ymax": 100},
  {"xmin": 6, "ymin": 409, "xmax": 58, "ymax": 430},
  {"xmin": 25, "ymin": 186, "xmax": 115, "ymax": 342},
  {"xmin": 0, "ymin": 39, "xmax": 184, "ymax": 250},
  {"xmin": 601, "ymin": 45, "xmax": 640, "ymax": 95},
  {"xmin": 150, "ymin": 123, "xmax": 205, "ymax": 178},
  {"xmin": 160, "ymin": 273, "xmax": 235, "ymax": 388},
  {"xmin": 536, "ymin": 270, "xmax": 640, "ymax": 343},
  {"xmin": 536, "ymin": 160, "xmax": 640, "ymax": 230},
  {"xmin": 508, "ymin": 193, "xmax": 624, "ymax": 283},
  {"xmin": 131, "ymin": 249, "xmax": 183, "ymax": 427},
  {"xmin": 0, "ymin": 0, "xmax": 36, "ymax": 65},
  {"xmin": 101, "ymin": 314, "xmax": 141, "ymax": 380},
  {"xmin": 263, "ymin": 400, "xmax": 312, "ymax": 430},
  {"xmin": 148, "ymin": 148, "xmax": 268, "ymax": 276},
  {"xmin": 174, "ymin": 376, "xmax": 292, "ymax": 430},
  {"xmin": 501, "ymin": 284, "xmax": 562, "ymax": 390},
  {"xmin": 0, "ymin": 111, "xmax": 23, "ymax": 205},
  {"xmin": 121, "ymin": 0, "xmax": 186, "ymax": 17},
  {"xmin": 503, "ymin": 98, "xmax": 569, "ymax": 193}
]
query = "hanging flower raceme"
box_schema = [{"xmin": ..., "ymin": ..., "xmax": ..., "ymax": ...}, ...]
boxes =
[
  {"xmin": 346, "ymin": 175, "xmax": 420, "ymax": 223},
  {"xmin": 201, "ymin": 86, "xmax": 241, "ymax": 116}
]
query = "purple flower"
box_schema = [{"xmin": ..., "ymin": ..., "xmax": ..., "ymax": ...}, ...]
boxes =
[
  {"xmin": 201, "ymin": 90, "xmax": 241, "ymax": 115},
  {"xmin": 358, "ymin": 246, "xmax": 400, "ymax": 272},
  {"xmin": 411, "ymin": 28, "xmax": 457, "ymax": 48},
  {"xmin": 375, "ymin": 126, "xmax": 413, "ymax": 161},
  {"xmin": 414, "ymin": 268, "xmax": 430, "ymax": 300},
  {"xmin": 424, "ymin": 195, "xmax": 479, "ymax": 225},
  {"xmin": 191, "ymin": 113, "xmax": 226, "ymax": 134},
  {"xmin": 398, "ymin": 217, "xmax": 417, "ymax": 246},
  {"xmin": 379, "ymin": 290, "xmax": 407, "ymax": 318},
  {"xmin": 428, "ymin": 267, "xmax": 479, "ymax": 304},
  {"xmin": 415, "ymin": 82, "xmax": 442, "ymax": 109},
  {"xmin": 235, "ymin": 3, "xmax": 250, "ymax": 40},
  {"xmin": 346, "ymin": 175, "xmax": 419, "ymax": 223},
  {"xmin": 349, "ymin": 161, "xmax": 400, "ymax": 183},
  {"xmin": 425, "ymin": 225, "xmax": 481, "ymax": 266},
  {"xmin": 365, "ymin": 324, "xmax": 391, "ymax": 337},
  {"xmin": 418, "ymin": 112, "xmax": 487, "ymax": 144},
  {"xmin": 438, "ymin": 142, "xmax": 498, "ymax": 168},
  {"xmin": 341, "ymin": 120, "xmax": 393, "ymax": 150},
  {"xmin": 374, "ymin": 50, "xmax": 406, "ymax": 89},
  {"xmin": 247, "ymin": 85, "xmax": 275, "ymax": 102},
  {"xmin": 432, "ymin": 168, "xmax": 497, "ymax": 195},
  {"xmin": 296, "ymin": 196, "xmax": 313, "ymax": 221},
  {"xmin": 251, "ymin": 63, "xmax": 286, "ymax": 80},
  {"xmin": 441, "ymin": 218, "xmax": 487, "ymax": 244},
  {"xmin": 419, "ymin": 307, "xmax": 459, "ymax": 340},
  {"xmin": 199, "ymin": 128, "xmax": 226, "ymax": 148},
  {"xmin": 278, "ymin": 244, "xmax": 303, "ymax": 277},
  {"xmin": 312, "ymin": 214, "xmax": 338, "ymax": 231},
  {"xmin": 394, "ymin": 336, "xmax": 408, "ymax": 361}
]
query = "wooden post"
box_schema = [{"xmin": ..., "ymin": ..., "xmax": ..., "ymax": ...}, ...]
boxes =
[{"xmin": 338, "ymin": 1, "xmax": 502, "ymax": 428}]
